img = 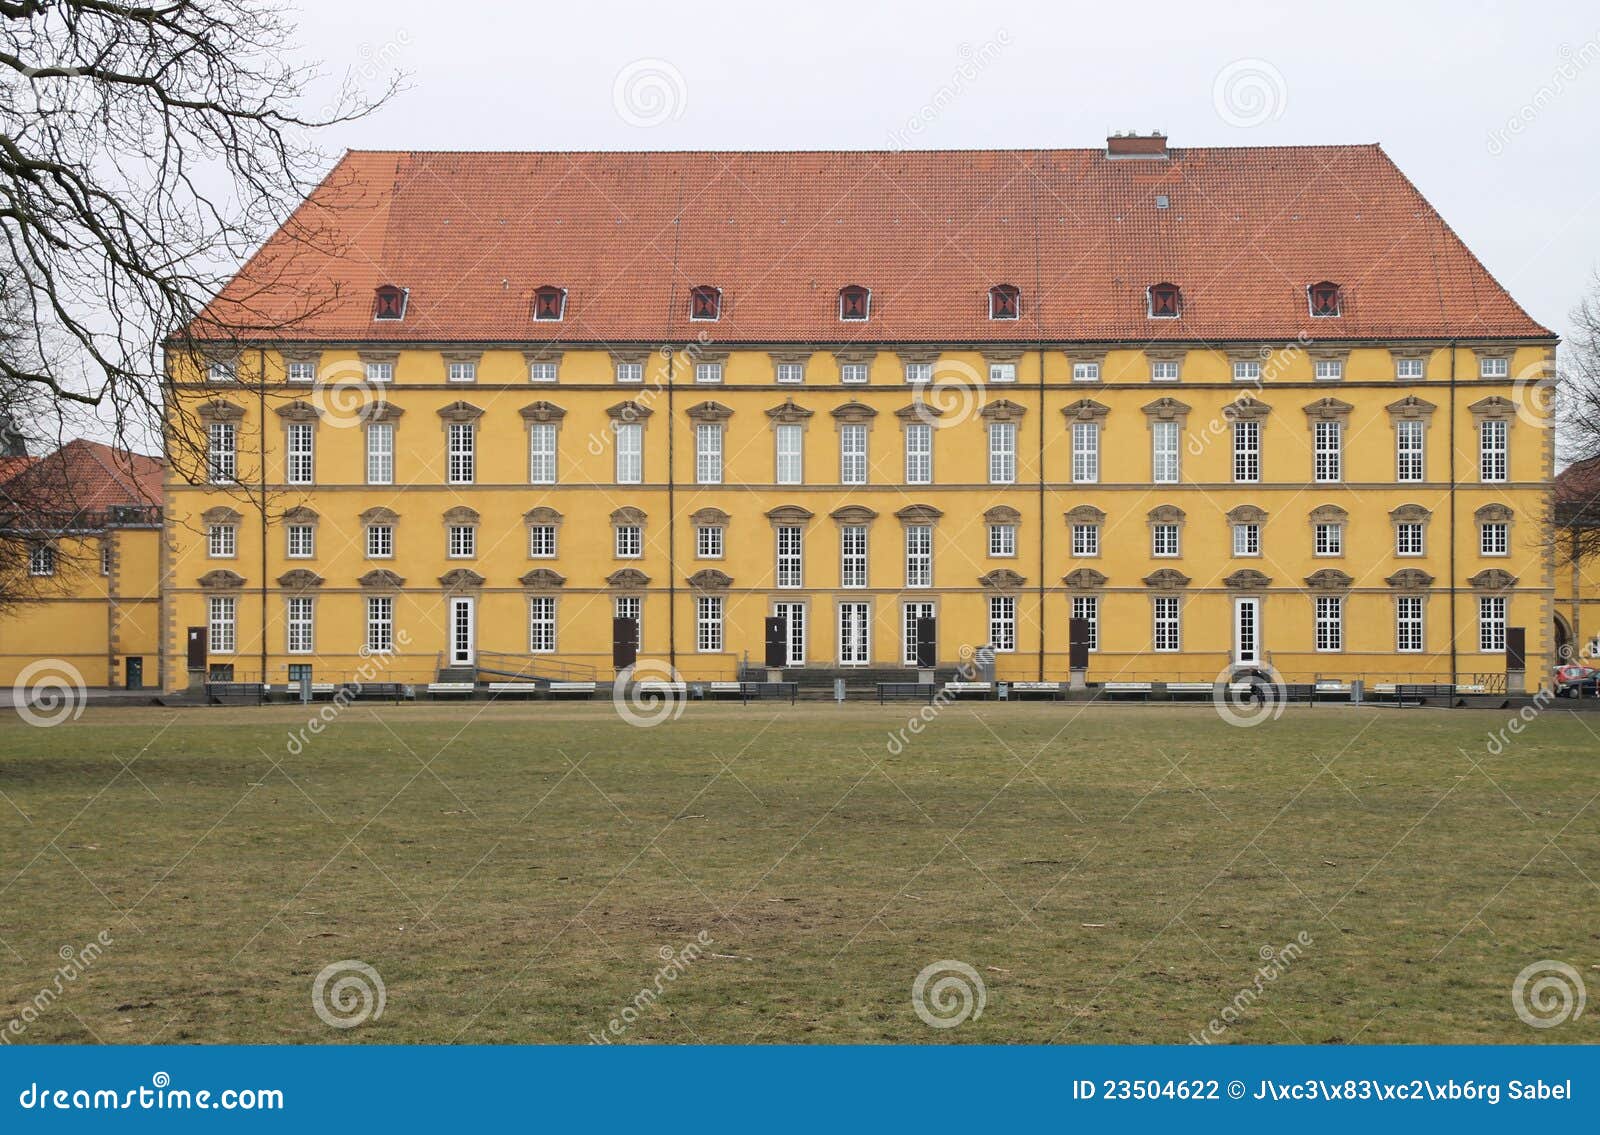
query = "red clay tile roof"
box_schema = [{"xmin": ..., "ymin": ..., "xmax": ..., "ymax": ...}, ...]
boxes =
[
  {"xmin": 202, "ymin": 145, "xmax": 1552, "ymax": 346},
  {"xmin": 1556, "ymin": 457, "xmax": 1600, "ymax": 506},
  {"xmin": 0, "ymin": 439, "xmax": 163, "ymax": 520}
]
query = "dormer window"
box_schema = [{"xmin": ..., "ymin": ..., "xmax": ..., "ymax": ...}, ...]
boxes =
[
  {"xmin": 1308, "ymin": 281, "xmax": 1343, "ymax": 318},
  {"xmin": 989, "ymin": 284, "xmax": 1021, "ymax": 320},
  {"xmin": 532, "ymin": 286, "xmax": 567, "ymax": 322},
  {"xmin": 1147, "ymin": 283, "xmax": 1181, "ymax": 319},
  {"xmin": 690, "ymin": 285, "xmax": 722, "ymax": 321},
  {"xmin": 373, "ymin": 285, "xmax": 408, "ymax": 321},
  {"xmin": 838, "ymin": 285, "xmax": 871, "ymax": 322}
]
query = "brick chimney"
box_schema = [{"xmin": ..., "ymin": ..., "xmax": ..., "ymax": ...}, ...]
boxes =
[{"xmin": 1106, "ymin": 132, "xmax": 1169, "ymax": 159}]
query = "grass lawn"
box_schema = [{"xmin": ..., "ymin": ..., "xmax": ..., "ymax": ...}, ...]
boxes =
[{"xmin": 0, "ymin": 700, "xmax": 1596, "ymax": 1044}]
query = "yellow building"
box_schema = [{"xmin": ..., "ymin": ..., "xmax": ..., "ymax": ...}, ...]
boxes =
[{"xmin": 160, "ymin": 137, "xmax": 1557, "ymax": 692}]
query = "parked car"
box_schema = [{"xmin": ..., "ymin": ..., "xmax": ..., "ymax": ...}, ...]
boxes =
[{"xmin": 1552, "ymin": 664, "xmax": 1599, "ymax": 697}]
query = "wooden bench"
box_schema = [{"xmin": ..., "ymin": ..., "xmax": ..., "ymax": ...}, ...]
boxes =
[
  {"xmin": 284, "ymin": 680, "xmax": 337, "ymax": 698},
  {"xmin": 1314, "ymin": 680, "xmax": 1352, "ymax": 699},
  {"xmin": 1393, "ymin": 683, "xmax": 1454, "ymax": 707},
  {"xmin": 941, "ymin": 681, "xmax": 993, "ymax": 699},
  {"xmin": 336, "ymin": 681, "xmax": 412, "ymax": 702},
  {"xmin": 426, "ymin": 681, "xmax": 477, "ymax": 698},
  {"xmin": 545, "ymin": 681, "xmax": 597, "ymax": 697},
  {"xmin": 486, "ymin": 681, "xmax": 541, "ymax": 698},
  {"xmin": 1100, "ymin": 681, "xmax": 1153, "ymax": 700},
  {"xmin": 705, "ymin": 681, "xmax": 797, "ymax": 704},
  {"xmin": 1007, "ymin": 681, "xmax": 1062, "ymax": 700},
  {"xmin": 878, "ymin": 682, "xmax": 934, "ymax": 704},
  {"xmin": 206, "ymin": 682, "xmax": 268, "ymax": 704},
  {"xmin": 1164, "ymin": 681, "xmax": 1215, "ymax": 697}
]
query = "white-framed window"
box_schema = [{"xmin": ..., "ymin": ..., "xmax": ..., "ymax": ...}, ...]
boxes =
[
  {"xmin": 1314, "ymin": 420, "xmax": 1342, "ymax": 483},
  {"xmin": 904, "ymin": 422, "xmax": 932, "ymax": 484},
  {"xmin": 1233, "ymin": 360, "xmax": 1261, "ymax": 382},
  {"xmin": 366, "ymin": 423, "xmax": 394, "ymax": 485},
  {"xmin": 614, "ymin": 595, "xmax": 642, "ymax": 645},
  {"xmin": 1071, "ymin": 523, "xmax": 1099, "ymax": 557},
  {"xmin": 1480, "ymin": 419, "xmax": 1508, "ymax": 482},
  {"xmin": 207, "ymin": 422, "xmax": 236, "ymax": 484},
  {"xmin": 776, "ymin": 362, "xmax": 805, "ymax": 384},
  {"xmin": 1153, "ymin": 595, "xmax": 1180, "ymax": 652},
  {"xmin": 1072, "ymin": 361, "xmax": 1101, "ymax": 382},
  {"xmin": 840, "ymin": 423, "xmax": 868, "ymax": 485},
  {"xmin": 529, "ymin": 524, "xmax": 557, "ymax": 558},
  {"xmin": 1478, "ymin": 595, "xmax": 1507, "ymax": 652},
  {"xmin": 838, "ymin": 601, "xmax": 871, "ymax": 664},
  {"xmin": 447, "ymin": 422, "xmax": 475, "ymax": 484},
  {"xmin": 1315, "ymin": 595, "xmax": 1343, "ymax": 651},
  {"xmin": 1071, "ymin": 421, "xmax": 1099, "ymax": 484},
  {"xmin": 696, "ymin": 525, "xmax": 723, "ymax": 559},
  {"xmin": 616, "ymin": 362, "xmax": 643, "ymax": 384},
  {"xmin": 1232, "ymin": 420, "xmax": 1260, "ymax": 483},
  {"xmin": 28, "ymin": 544, "xmax": 55, "ymax": 576},
  {"xmin": 988, "ymin": 523, "xmax": 1016, "ymax": 558},
  {"xmin": 366, "ymin": 524, "xmax": 393, "ymax": 559},
  {"xmin": 528, "ymin": 596, "xmax": 556, "ymax": 653},
  {"xmin": 775, "ymin": 424, "xmax": 804, "ymax": 485},
  {"xmin": 1396, "ymin": 595, "xmax": 1423, "ymax": 653},
  {"xmin": 989, "ymin": 422, "xmax": 1017, "ymax": 485},
  {"xmin": 286, "ymin": 422, "xmax": 314, "ymax": 485},
  {"xmin": 1152, "ymin": 421, "xmax": 1180, "ymax": 484},
  {"xmin": 1314, "ymin": 359, "xmax": 1344, "ymax": 381},
  {"xmin": 696, "ymin": 595, "xmax": 724, "ymax": 652},
  {"xmin": 287, "ymin": 596, "xmax": 314, "ymax": 654},
  {"xmin": 529, "ymin": 361, "xmax": 559, "ymax": 384},
  {"xmin": 1232, "ymin": 523, "xmax": 1260, "ymax": 556},
  {"xmin": 614, "ymin": 524, "xmax": 642, "ymax": 559},
  {"xmin": 448, "ymin": 524, "xmax": 476, "ymax": 559},
  {"xmin": 614, "ymin": 422, "xmax": 643, "ymax": 484},
  {"xmin": 1479, "ymin": 356, "xmax": 1510, "ymax": 379},
  {"xmin": 904, "ymin": 524, "xmax": 931, "ymax": 588},
  {"xmin": 207, "ymin": 524, "xmax": 236, "ymax": 558},
  {"xmin": 1396, "ymin": 420, "xmax": 1424, "ymax": 482},
  {"xmin": 776, "ymin": 525, "xmax": 803, "ymax": 588},
  {"xmin": 1480, "ymin": 521, "xmax": 1509, "ymax": 555},
  {"xmin": 448, "ymin": 361, "xmax": 477, "ymax": 383},
  {"xmin": 989, "ymin": 362, "xmax": 1016, "ymax": 383},
  {"xmin": 695, "ymin": 423, "xmax": 723, "ymax": 484},
  {"xmin": 840, "ymin": 363, "xmax": 869, "ymax": 385},
  {"xmin": 1314, "ymin": 522, "xmax": 1344, "ymax": 556},
  {"xmin": 694, "ymin": 362, "xmax": 723, "ymax": 384},
  {"xmin": 840, "ymin": 525, "xmax": 868, "ymax": 588},
  {"xmin": 287, "ymin": 524, "xmax": 314, "ymax": 559},
  {"xmin": 1072, "ymin": 595, "xmax": 1099, "ymax": 652},
  {"xmin": 1151, "ymin": 360, "xmax": 1181, "ymax": 382},
  {"xmin": 1396, "ymin": 522, "xmax": 1424, "ymax": 556},
  {"xmin": 365, "ymin": 596, "xmax": 393, "ymax": 653},
  {"xmin": 1151, "ymin": 523, "xmax": 1180, "ymax": 557},
  {"xmin": 989, "ymin": 595, "xmax": 1016, "ymax": 652},
  {"xmin": 905, "ymin": 362, "xmax": 933, "ymax": 385},
  {"xmin": 208, "ymin": 595, "xmax": 237, "ymax": 653},
  {"xmin": 1396, "ymin": 357, "xmax": 1425, "ymax": 380},
  {"xmin": 529, "ymin": 423, "xmax": 557, "ymax": 485},
  {"xmin": 286, "ymin": 361, "xmax": 315, "ymax": 383},
  {"xmin": 364, "ymin": 361, "xmax": 393, "ymax": 384},
  {"xmin": 207, "ymin": 360, "xmax": 236, "ymax": 383}
]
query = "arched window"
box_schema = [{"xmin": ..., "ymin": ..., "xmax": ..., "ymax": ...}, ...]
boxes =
[
  {"xmin": 1147, "ymin": 282, "xmax": 1182, "ymax": 319},
  {"xmin": 989, "ymin": 284, "xmax": 1021, "ymax": 320},
  {"xmin": 532, "ymin": 285, "xmax": 567, "ymax": 322},
  {"xmin": 1308, "ymin": 281, "xmax": 1343, "ymax": 318},
  {"xmin": 373, "ymin": 285, "xmax": 408, "ymax": 321},
  {"xmin": 689, "ymin": 285, "xmax": 722, "ymax": 321},
  {"xmin": 838, "ymin": 285, "xmax": 871, "ymax": 322}
]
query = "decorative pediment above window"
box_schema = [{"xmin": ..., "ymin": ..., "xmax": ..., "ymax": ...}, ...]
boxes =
[
  {"xmin": 687, "ymin": 568, "xmax": 732, "ymax": 591},
  {"xmin": 1141, "ymin": 397, "xmax": 1191, "ymax": 423},
  {"xmin": 1224, "ymin": 569, "xmax": 1272, "ymax": 590},
  {"xmin": 437, "ymin": 400, "xmax": 485, "ymax": 423},
  {"xmin": 438, "ymin": 568, "xmax": 485, "ymax": 591},
  {"xmin": 1302, "ymin": 397, "xmax": 1354, "ymax": 422},
  {"xmin": 360, "ymin": 506, "xmax": 400, "ymax": 526},
  {"xmin": 445, "ymin": 348, "xmax": 486, "ymax": 368},
  {"xmin": 894, "ymin": 503, "xmax": 944, "ymax": 525},
  {"xmin": 606, "ymin": 568, "xmax": 651, "ymax": 589},
  {"xmin": 610, "ymin": 348, "xmax": 651, "ymax": 367},
  {"xmin": 980, "ymin": 398, "xmax": 1028, "ymax": 422},
  {"xmin": 519, "ymin": 568, "xmax": 566, "ymax": 590},
  {"xmin": 1475, "ymin": 503, "xmax": 1513, "ymax": 524},
  {"xmin": 689, "ymin": 507, "xmax": 729, "ymax": 527},
  {"xmin": 1147, "ymin": 504, "xmax": 1187, "ymax": 525},
  {"xmin": 1389, "ymin": 503, "xmax": 1432, "ymax": 524},
  {"xmin": 1223, "ymin": 396, "xmax": 1271, "ymax": 422},
  {"xmin": 358, "ymin": 569, "xmax": 405, "ymax": 590},
  {"xmin": 984, "ymin": 505, "xmax": 1021, "ymax": 525},
  {"xmin": 765, "ymin": 504, "xmax": 815, "ymax": 527},
  {"xmin": 610, "ymin": 506, "xmax": 648, "ymax": 526},
  {"xmin": 196, "ymin": 400, "xmax": 245, "ymax": 424},
  {"xmin": 1065, "ymin": 505, "xmax": 1106, "ymax": 525},
  {"xmin": 894, "ymin": 401, "xmax": 943, "ymax": 422},
  {"xmin": 769, "ymin": 348, "xmax": 813, "ymax": 366},
  {"xmin": 1062, "ymin": 567, "xmax": 1107, "ymax": 590},
  {"xmin": 895, "ymin": 346, "xmax": 940, "ymax": 366},
  {"xmin": 979, "ymin": 568, "xmax": 1026, "ymax": 590},
  {"xmin": 830, "ymin": 505, "xmax": 879, "ymax": 525},
  {"xmin": 276, "ymin": 569, "xmax": 324, "ymax": 591},
  {"xmin": 1308, "ymin": 503, "xmax": 1349, "ymax": 524},
  {"xmin": 1062, "ymin": 398, "xmax": 1110, "ymax": 423},
  {"xmin": 606, "ymin": 399, "xmax": 654, "ymax": 421},
  {"xmin": 358, "ymin": 400, "xmax": 404, "ymax": 425},
  {"xmin": 1142, "ymin": 568, "xmax": 1190, "ymax": 590},
  {"xmin": 1063, "ymin": 348, "xmax": 1107, "ymax": 371},
  {"xmin": 1469, "ymin": 568, "xmax": 1518, "ymax": 592},
  {"xmin": 830, "ymin": 401, "xmax": 878, "ymax": 425},
  {"xmin": 520, "ymin": 346, "xmax": 562, "ymax": 367},
  {"xmin": 442, "ymin": 506, "xmax": 480, "ymax": 525},
  {"xmin": 357, "ymin": 349, "xmax": 399, "ymax": 368},
  {"xmin": 1386, "ymin": 395, "xmax": 1436, "ymax": 421},
  {"xmin": 766, "ymin": 398, "xmax": 814, "ymax": 424},
  {"xmin": 197, "ymin": 569, "xmax": 245, "ymax": 590},
  {"xmin": 831, "ymin": 347, "xmax": 879, "ymax": 366},
  {"xmin": 685, "ymin": 400, "xmax": 734, "ymax": 423},
  {"xmin": 1385, "ymin": 569, "xmax": 1434, "ymax": 591},
  {"xmin": 1304, "ymin": 568, "xmax": 1354, "ymax": 592},
  {"xmin": 982, "ymin": 347, "xmax": 1023, "ymax": 366},
  {"xmin": 1226, "ymin": 503, "xmax": 1267, "ymax": 525},
  {"xmin": 524, "ymin": 506, "xmax": 563, "ymax": 526},
  {"xmin": 201, "ymin": 506, "xmax": 242, "ymax": 526},
  {"xmin": 519, "ymin": 400, "xmax": 567, "ymax": 423},
  {"xmin": 282, "ymin": 505, "xmax": 320, "ymax": 525},
  {"xmin": 273, "ymin": 399, "xmax": 323, "ymax": 423},
  {"xmin": 1468, "ymin": 396, "xmax": 1515, "ymax": 422}
]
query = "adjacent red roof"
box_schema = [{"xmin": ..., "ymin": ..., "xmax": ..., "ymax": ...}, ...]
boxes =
[
  {"xmin": 0, "ymin": 439, "xmax": 163, "ymax": 522},
  {"xmin": 203, "ymin": 144, "xmax": 1552, "ymax": 346}
]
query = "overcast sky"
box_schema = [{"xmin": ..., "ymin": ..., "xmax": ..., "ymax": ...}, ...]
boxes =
[{"xmin": 299, "ymin": 0, "xmax": 1598, "ymax": 343}]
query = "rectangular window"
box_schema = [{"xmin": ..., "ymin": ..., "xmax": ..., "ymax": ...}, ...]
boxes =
[
  {"xmin": 447, "ymin": 423, "xmax": 475, "ymax": 484},
  {"xmin": 1152, "ymin": 421, "xmax": 1180, "ymax": 484},
  {"xmin": 1481, "ymin": 521, "xmax": 1508, "ymax": 555},
  {"xmin": 365, "ymin": 596, "xmax": 393, "ymax": 653},
  {"xmin": 207, "ymin": 524, "xmax": 235, "ymax": 558},
  {"xmin": 1480, "ymin": 356, "xmax": 1510, "ymax": 379},
  {"xmin": 528, "ymin": 596, "xmax": 556, "ymax": 653},
  {"xmin": 448, "ymin": 525, "xmax": 476, "ymax": 559},
  {"xmin": 1153, "ymin": 595, "xmax": 1180, "ymax": 652},
  {"xmin": 905, "ymin": 362, "xmax": 933, "ymax": 385},
  {"xmin": 904, "ymin": 423, "xmax": 932, "ymax": 484},
  {"xmin": 696, "ymin": 525, "xmax": 723, "ymax": 559},
  {"xmin": 775, "ymin": 424, "xmax": 804, "ymax": 485},
  {"xmin": 614, "ymin": 422, "xmax": 643, "ymax": 484},
  {"xmin": 1396, "ymin": 595, "xmax": 1423, "ymax": 653},
  {"xmin": 287, "ymin": 524, "xmax": 314, "ymax": 559},
  {"xmin": 1480, "ymin": 419, "xmax": 1508, "ymax": 482},
  {"xmin": 696, "ymin": 595, "xmax": 724, "ymax": 652},
  {"xmin": 528, "ymin": 361, "xmax": 558, "ymax": 383},
  {"xmin": 1314, "ymin": 420, "xmax": 1342, "ymax": 483},
  {"xmin": 989, "ymin": 422, "xmax": 1017, "ymax": 485},
  {"xmin": 1233, "ymin": 360, "xmax": 1261, "ymax": 382},
  {"xmin": 989, "ymin": 595, "xmax": 1016, "ymax": 652},
  {"xmin": 448, "ymin": 361, "xmax": 477, "ymax": 383},
  {"xmin": 1233, "ymin": 420, "xmax": 1260, "ymax": 483},
  {"xmin": 1315, "ymin": 595, "xmax": 1343, "ymax": 652},
  {"xmin": 1071, "ymin": 422, "xmax": 1099, "ymax": 484},
  {"xmin": 207, "ymin": 422, "xmax": 236, "ymax": 483},
  {"xmin": 285, "ymin": 423, "xmax": 314, "ymax": 485},
  {"xmin": 366, "ymin": 423, "xmax": 394, "ymax": 485},
  {"xmin": 1232, "ymin": 523, "xmax": 1260, "ymax": 556},
  {"xmin": 616, "ymin": 362, "xmax": 643, "ymax": 383},
  {"xmin": 1072, "ymin": 361, "xmax": 1101, "ymax": 382},
  {"xmin": 776, "ymin": 526, "xmax": 803, "ymax": 588},
  {"xmin": 1396, "ymin": 420, "xmax": 1424, "ymax": 482},
  {"xmin": 988, "ymin": 524, "xmax": 1016, "ymax": 558},
  {"xmin": 901, "ymin": 601, "xmax": 935, "ymax": 666},
  {"xmin": 1479, "ymin": 596, "xmax": 1507, "ymax": 652},
  {"xmin": 286, "ymin": 361, "xmax": 315, "ymax": 383},
  {"xmin": 1151, "ymin": 360, "xmax": 1180, "ymax": 382},
  {"xmin": 529, "ymin": 524, "xmax": 556, "ymax": 557},
  {"xmin": 207, "ymin": 361, "xmax": 236, "ymax": 383},
  {"xmin": 838, "ymin": 602, "xmax": 870, "ymax": 665},
  {"xmin": 1152, "ymin": 524, "xmax": 1180, "ymax": 557},
  {"xmin": 989, "ymin": 363, "xmax": 1016, "ymax": 383},
  {"xmin": 615, "ymin": 525, "xmax": 642, "ymax": 558},
  {"xmin": 1072, "ymin": 595, "xmax": 1099, "ymax": 652},
  {"xmin": 1072, "ymin": 523, "xmax": 1099, "ymax": 557},
  {"xmin": 840, "ymin": 363, "xmax": 869, "ymax": 385},
  {"xmin": 841, "ymin": 525, "xmax": 868, "ymax": 588},
  {"xmin": 364, "ymin": 361, "xmax": 393, "ymax": 384},
  {"xmin": 1396, "ymin": 522, "xmax": 1424, "ymax": 556},
  {"xmin": 1315, "ymin": 523, "xmax": 1344, "ymax": 556},
  {"xmin": 1314, "ymin": 359, "xmax": 1344, "ymax": 381},
  {"xmin": 208, "ymin": 596, "xmax": 237, "ymax": 654},
  {"xmin": 840, "ymin": 424, "xmax": 867, "ymax": 485},
  {"xmin": 1396, "ymin": 357, "xmax": 1425, "ymax": 380},
  {"xmin": 529, "ymin": 423, "xmax": 558, "ymax": 485},
  {"xmin": 287, "ymin": 596, "xmax": 314, "ymax": 654},
  {"xmin": 903, "ymin": 524, "xmax": 931, "ymax": 588},
  {"xmin": 694, "ymin": 362, "xmax": 723, "ymax": 384},
  {"xmin": 28, "ymin": 545, "xmax": 55, "ymax": 576},
  {"xmin": 776, "ymin": 362, "xmax": 805, "ymax": 384},
  {"xmin": 366, "ymin": 525, "xmax": 393, "ymax": 559},
  {"xmin": 695, "ymin": 424, "xmax": 723, "ymax": 484}
]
